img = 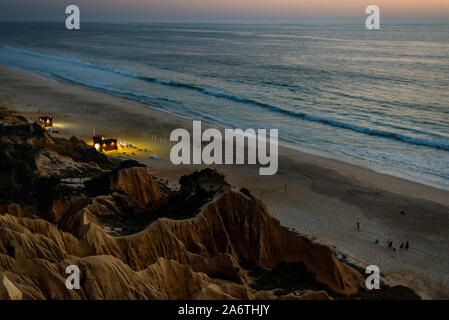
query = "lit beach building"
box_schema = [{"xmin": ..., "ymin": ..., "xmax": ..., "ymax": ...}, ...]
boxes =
[
  {"xmin": 93, "ymin": 135, "xmax": 118, "ymax": 152},
  {"xmin": 38, "ymin": 116, "xmax": 53, "ymax": 127}
]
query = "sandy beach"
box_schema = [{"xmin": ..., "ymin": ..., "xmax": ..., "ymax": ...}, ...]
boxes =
[{"xmin": 1, "ymin": 65, "xmax": 448, "ymax": 299}]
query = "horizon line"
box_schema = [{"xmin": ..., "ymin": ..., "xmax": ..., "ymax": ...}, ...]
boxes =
[{"xmin": 1, "ymin": 19, "xmax": 449, "ymax": 24}]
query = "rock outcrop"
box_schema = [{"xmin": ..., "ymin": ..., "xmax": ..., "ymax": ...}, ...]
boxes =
[
  {"xmin": 0, "ymin": 167, "xmax": 366, "ymax": 299},
  {"xmin": 110, "ymin": 167, "xmax": 165, "ymax": 210},
  {"xmin": 0, "ymin": 271, "xmax": 22, "ymax": 300},
  {"xmin": 0, "ymin": 114, "xmax": 110, "ymax": 177},
  {"xmin": 0, "ymin": 112, "xmax": 418, "ymax": 300}
]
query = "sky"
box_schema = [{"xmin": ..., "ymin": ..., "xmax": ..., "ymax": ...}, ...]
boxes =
[{"xmin": 0, "ymin": 0, "xmax": 448, "ymax": 22}]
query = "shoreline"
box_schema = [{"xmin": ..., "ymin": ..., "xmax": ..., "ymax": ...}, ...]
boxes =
[
  {"xmin": 8, "ymin": 63, "xmax": 449, "ymax": 194},
  {"xmin": 3, "ymin": 64, "xmax": 447, "ymax": 203},
  {"xmin": 1, "ymin": 64, "xmax": 448, "ymax": 299},
  {"xmin": 11, "ymin": 55, "xmax": 449, "ymax": 193}
]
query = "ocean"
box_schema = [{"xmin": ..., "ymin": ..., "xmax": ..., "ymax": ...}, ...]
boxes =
[{"xmin": 0, "ymin": 22, "xmax": 448, "ymax": 189}]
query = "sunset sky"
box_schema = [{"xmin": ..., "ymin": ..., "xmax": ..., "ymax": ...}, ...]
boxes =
[{"xmin": 0, "ymin": 0, "xmax": 448, "ymax": 22}]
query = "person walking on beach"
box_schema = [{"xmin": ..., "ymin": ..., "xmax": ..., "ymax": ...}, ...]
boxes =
[
  {"xmin": 400, "ymin": 242, "xmax": 404, "ymax": 251},
  {"xmin": 357, "ymin": 222, "xmax": 360, "ymax": 231},
  {"xmin": 388, "ymin": 240, "xmax": 393, "ymax": 249},
  {"xmin": 405, "ymin": 241, "xmax": 409, "ymax": 251}
]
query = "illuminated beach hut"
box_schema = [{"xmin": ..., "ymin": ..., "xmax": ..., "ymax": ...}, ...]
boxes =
[
  {"xmin": 38, "ymin": 116, "xmax": 53, "ymax": 127},
  {"xmin": 93, "ymin": 135, "xmax": 117, "ymax": 152},
  {"xmin": 93, "ymin": 135, "xmax": 105, "ymax": 145}
]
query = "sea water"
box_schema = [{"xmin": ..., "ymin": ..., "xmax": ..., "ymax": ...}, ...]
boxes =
[{"xmin": 0, "ymin": 22, "xmax": 448, "ymax": 189}]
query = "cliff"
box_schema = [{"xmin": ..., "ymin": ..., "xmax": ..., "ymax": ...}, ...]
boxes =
[{"xmin": 0, "ymin": 108, "xmax": 418, "ymax": 300}]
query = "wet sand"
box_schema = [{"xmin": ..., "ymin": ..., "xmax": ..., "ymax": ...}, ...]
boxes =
[{"xmin": 1, "ymin": 65, "xmax": 448, "ymax": 299}]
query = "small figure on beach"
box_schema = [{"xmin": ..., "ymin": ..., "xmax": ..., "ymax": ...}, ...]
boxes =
[
  {"xmin": 400, "ymin": 242, "xmax": 404, "ymax": 251},
  {"xmin": 387, "ymin": 239, "xmax": 393, "ymax": 249},
  {"xmin": 357, "ymin": 222, "xmax": 360, "ymax": 231},
  {"xmin": 374, "ymin": 239, "xmax": 379, "ymax": 244},
  {"xmin": 405, "ymin": 241, "xmax": 409, "ymax": 251}
]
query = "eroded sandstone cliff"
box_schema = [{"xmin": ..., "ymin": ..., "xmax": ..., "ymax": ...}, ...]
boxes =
[{"xmin": 0, "ymin": 108, "xmax": 418, "ymax": 300}]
